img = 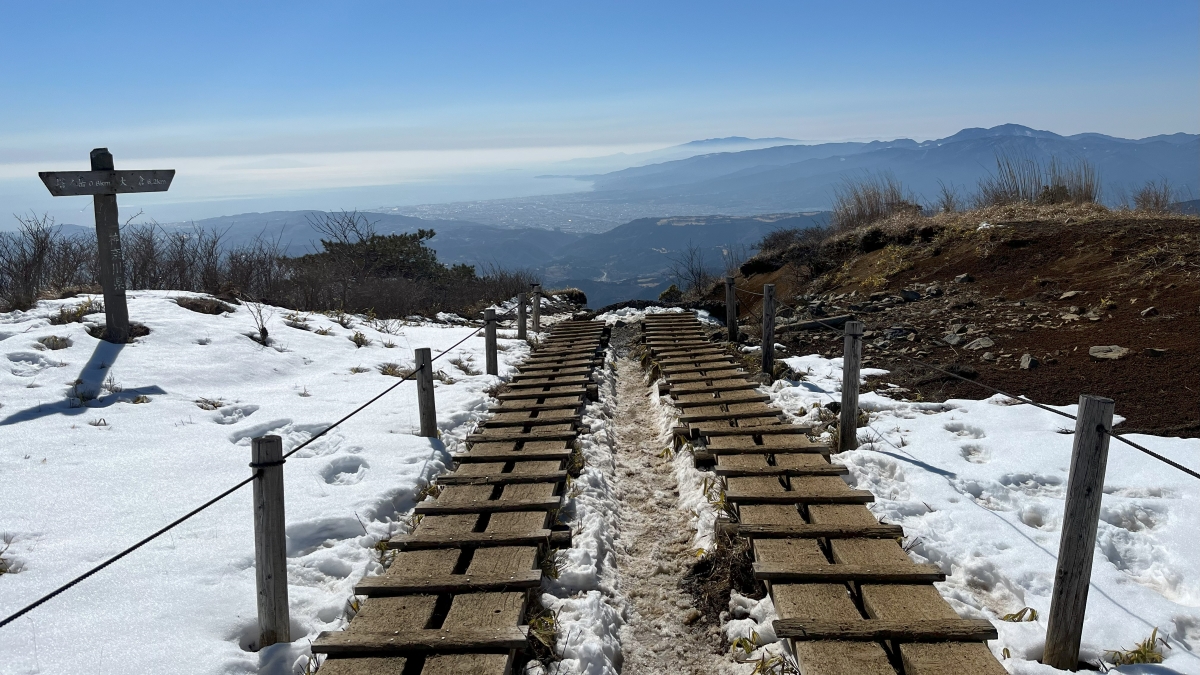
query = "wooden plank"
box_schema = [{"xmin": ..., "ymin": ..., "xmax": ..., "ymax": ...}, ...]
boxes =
[
  {"xmin": 748, "ymin": 511, "xmax": 896, "ymax": 675},
  {"xmin": 453, "ymin": 448, "xmax": 573, "ymax": 462},
  {"xmin": 467, "ymin": 429, "xmax": 578, "ymax": 443},
  {"xmin": 714, "ymin": 465, "xmax": 848, "ymax": 477},
  {"xmin": 355, "ymin": 569, "xmax": 542, "ymax": 595},
  {"xmin": 312, "ymin": 625, "xmax": 528, "ymax": 654},
  {"xmin": 414, "ymin": 495, "xmax": 560, "ymax": 515},
  {"xmin": 667, "ymin": 380, "xmax": 759, "ymax": 394},
  {"xmin": 697, "ymin": 423, "xmax": 813, "ymax": 436},
  {"xmin": 437, "ymin": 470, "xmax": 567, "ymax": 486},
  {"xmin": 506, "ymin": 377, "xmax": 592, "ymax": 389},
  {"xmin": 490, "ymin": 398, "xmax": 582, "ymax": 412},
  {"xmin": 496, "ymin": 387, "xmax": 588, "ymax": 400},
  {"xmin": 718, "ymin": 522, "xmax": 903, "ymax": 538},
  {"xmin": 753, "ymin": 562, "xmax": 946, "ymax": 583},
  {"xmin": 673, "ymin": 391, "xmax": 771, "ymax": 406},
  {"xmin": 727, "ymin": 490, "xmax": 874, "ymax": 505},
  {"xmin": 39, "ymin": 169, "xmax": 175, "ymax": 196},
  {"xmin": 773, "ymin": 618, "xmax": 997, "ymax": 643},
  {"xmin": 388, "ymin": 529, "xmax": 550, "ymax": 550}
]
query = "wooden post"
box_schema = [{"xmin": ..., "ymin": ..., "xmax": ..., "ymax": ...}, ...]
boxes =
[
  {"xmin": 839, "ymin": 321, "xmax": 864, "ymax": 452},
  {"xmin": 516, "ymin": 293, "xmax": 527, "ymax": 340},
  {"xmin": 725, "ymin": 276, "xmax": 737, "ymax": 343},
  {"xmin": 484, "ymin": 308, "xmax": 498, "ymax": 375},
  {"xmin": 1043, "ymin": 395, "xmax": 1116, "ymax": 670},
  {"xmin": 251, "ymin": 435, "xmax": 290, "ymax": 648},
  {"xmin": 761, "ymin": 284, "xmax": 776, "ymax": 379},
  {"xmin": 89, "ymin": 149, "xmax": 131, "ymax": 343},
  {"xmin": 415, "ymin": 348, "xmax": 437, "ymax": 437},
  {"xmin": 531, "ymin": 284, "xmax": 541, "ymax": 333}
]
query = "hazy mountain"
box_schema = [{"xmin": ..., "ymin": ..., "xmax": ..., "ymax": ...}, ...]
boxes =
[
  {"xmin": 541, "ymin": 136, "xmax": 800, "ymax": 176},
  {"xmin": 581, "ymin": 124, "xmax": 1200, "ymax": 211}
]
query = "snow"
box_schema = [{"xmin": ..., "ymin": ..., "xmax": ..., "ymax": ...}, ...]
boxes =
[
  {"xmin": 535, "ymin": 347, "xmax": 624, "ymax": 675},
  {"xmin": 0, "ymin": 292, "xmax": 529, "ymax": 674},
  {"xmin": 776, "ymin": 353, "xmax": 1200, "ymax": 673}
]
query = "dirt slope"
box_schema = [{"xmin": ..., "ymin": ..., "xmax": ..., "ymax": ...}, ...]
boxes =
[{"xmin": 730, "ymin": 206, "xmax": 1200, "ymax": 436}]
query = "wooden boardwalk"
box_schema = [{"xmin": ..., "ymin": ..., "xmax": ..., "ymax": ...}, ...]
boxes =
[
  {"xmin": 641, "ymin": 313, "xmax": 1005, "ymax": 675},
  {"xmin": 313, "ymin": 320, "xmax": 609, "ymax": 675}
]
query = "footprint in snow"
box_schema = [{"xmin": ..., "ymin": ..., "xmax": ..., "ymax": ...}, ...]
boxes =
[
  {"xmin": 943, "ymin": 421, "xmax": 985, "ymax": 439},
  {"xmin": 959, "ymin": 444, "xmax": 990, "ymax": 463},
  {"xmin": 321, "ymin": 455, "xmax": 369, "ymax": 485},
  {"xmin": 212, "ymin": 404, "xmax": 260, "ymax": 425}
]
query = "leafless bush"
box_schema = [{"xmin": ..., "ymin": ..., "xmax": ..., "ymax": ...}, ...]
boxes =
[
  {"xmin": 936, "ymin": 180, "xmax": 963, "ymax": 213},
  {"xmin": 668, "ymin": 242, "xmax": 717, "ymax": 299},
  {"xmin": 1133, "ymin": 179, "xmax": 1176, "ymax": 212},
  {"xmin": 831, "ymin": 172, "xmax": 921, "ymax": 231},
  {"xmin": 0, "ymin": 213, "xmax": 62, "ymax": 309},
  {"xmin": 245, "ymin": 301, "xmax": 273, "ymax": 345},
  {"xmin": 720, "ymin": 243, "xmax": 749, "ymax": 276},
  {"xmin": 975, "ymin": 152, "xmax": 1100, "ymax": 207}
]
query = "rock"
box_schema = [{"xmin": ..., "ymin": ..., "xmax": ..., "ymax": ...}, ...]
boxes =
[
  {"xmin": 949, "ymin": 324, "xmax": 967, "ymax": 334},
  {"xmin": 981, "ymin": 352, "xmax": 996, "ymax": 361},
  {"xmin": 1060, "ymin": 314, "xmax": 1080, "ymax": 321},
  {"xmin": 1089, "ymin": 345, "xmax": 1131, "ymax": 360},
  {"xmin": 965, "ymin": 336, "xmax": 995, "ymax": 350},
  {"xmin": 869, "ymin": 291, "xmax": 888, "ymax": 301},
  {"xmin": 942, "ymin": 333, "xmax": 964, "ymax": 346},
  {"xmin": 1068, "ymin": 306, "xmax": 1081, "ymax": 314},
  {"xmin": 1020, "ymin": 353, "xmax": 1039, "ymax": 369},
  {"xmin": 824, "ymin": 401, "xmax": 841, "ymax": 414},
  {"xmin": 926, "ymin": 286, "xmax": 944, "ymax": 297},
  {"xmin": 1140, "ymin": 306, "xmax": 1159, "ymax": 317},
  {"xmin": 900, "ymin": 289, "xmax": 922, "ymax": 302},
  {"xmin": 954, "ymin": 273, "xmax": 974, "ymax": 283},
  {"xmin": 683, "ymin": 608, "xmax": 702, "ymax": 625},
  {"xmin": 1145, "ymin": 348, "xmax": 1167, "ymax": 357},
  {"xmin": 1059, "ymin": 291, "xmax": 1082, "ymax": 300}
]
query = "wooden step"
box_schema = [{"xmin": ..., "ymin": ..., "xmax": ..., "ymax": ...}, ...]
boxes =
[
  {"xmin": 414, "ymin": 496, "xmax": 561, "ymax": 515},
  {"xmin": 752, "ymin": 562, "xmax": 946, "ymax": 583},
  {"xmin": 436, "ymin": 470, "xmax": 568, "ymax": 486},
  {"xmin": 355, "ymin": 569, "xmax": 542, "ymax": 595},
  {"xmin": 713, "ymin": 465, "xmax": 848, "ymax": 477},
  {"xmin": 467, "ymin": 429, "xmax": 578, "ymax": 443},
  {"xmin": 772, "ymin": 618, "xmax": 997, "ymax": 643},
  {"xmin": 726, "ymin": 489, "xmax": 874, "ymax": 504},
  {"xmin": 388, "ymin": 529, "xmax": 551, "ymax": 550},
  {"xmin": 717, "ymin": 522, "xmax": 903, "ymax": 539},
  {"xmin": 313, "ymin": 626, "xmax": 528, "ymax": 654}
]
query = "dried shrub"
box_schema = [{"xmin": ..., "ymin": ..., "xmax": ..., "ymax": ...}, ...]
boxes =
[{"xmin": 1133, "ymin": 179, "xmax": 1176, "ymax": 213}]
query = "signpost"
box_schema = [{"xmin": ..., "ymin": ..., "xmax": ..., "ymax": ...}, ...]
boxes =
[{"xmin": 39, "ymin": 149, "xmax": 174, "ymax": 342}]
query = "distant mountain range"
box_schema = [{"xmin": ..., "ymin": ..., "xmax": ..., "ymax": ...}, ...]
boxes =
[
  {"xmin": 383, "ymin": 124, "xmax": 1198, "ymax": 229},
  {"xmin": 576, "ymin": 124, "xmax": 1199, "ymax": 212},
  {"xmin": 48, "ymin": 124, "xmax": 1195, "ymax": 307}
]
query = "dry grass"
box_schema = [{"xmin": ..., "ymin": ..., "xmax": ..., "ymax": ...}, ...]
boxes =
[
  {"xmin": 378, "ymin": 362, "xmax": 414, "ymax": 378},
  {"xmin": 831, "ymin": 171, "xmax": 922, "ymax": 232},
  {"xmin": 48, "ymin": 297, "xmax": 103, "ymax": 325},
  {"xmin": 1105, "ymin": 627, "xmax": 1170, "ymax": 665},
  {"xmin": 37, "ymin": 335, "xmax": 70, "ymax": 350},
  {"xmin": 682, "ymin": 527, "xmax": 764, "ymax": 625},
  {"xmin": 975, "ymin": 152, "xmax": 1100, "ymax": 207},
  {"xmin": 1133, "ymin": 179, "xmax": 1177, "ymax": 213}
]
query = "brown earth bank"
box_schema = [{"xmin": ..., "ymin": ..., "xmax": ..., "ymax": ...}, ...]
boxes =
[{"xmin": 723, "ymin": 205, "xmax": 1200, "ymax": 436}]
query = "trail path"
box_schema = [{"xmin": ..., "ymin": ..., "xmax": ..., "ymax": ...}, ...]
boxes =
[{"xmin": 610, "ymin": 355, "xmax": 739, "ymax": 675}]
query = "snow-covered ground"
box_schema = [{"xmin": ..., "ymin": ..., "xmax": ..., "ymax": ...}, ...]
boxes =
[
  {"xmin": 0, "ymin": 292, "xmax": 530, "ymax": 674},
  {"xmin": 776, "ymin": 353, "xmax": 1200, "ymax": 674}
]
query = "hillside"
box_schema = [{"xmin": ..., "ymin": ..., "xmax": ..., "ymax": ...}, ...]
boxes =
[{"xmin": 725, "ymin": 204, "xmax": 1200, "ymax": 436}]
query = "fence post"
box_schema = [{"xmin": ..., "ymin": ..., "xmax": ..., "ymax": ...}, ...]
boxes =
[
  {"xmin": 761, "ymin": 284, "xmax": 776, "ymax": 379},
  {"xmin": 251, "ymin": 435, "xmax": 290, "ymax": 648},
  {"xmin": 1043, "ymin": 395, "xmax": 1116, "ymax": 670},
  {"xmin": 415, "ymin": 347, "xmax": 437, "ymax": 437},
  {"xmin": 484, "ymin": 308, "xmax": 498, "ymax": 375},
  {"xmin": 531, "ymin": 284, "xmax": 541, "ymax": 333},
  {"xmin": 726, "ymin": 276, "xmax": 737, "ymax": 343},
  {"xmin": 839, "ymin": 321, "xmax": 864, "ymax": 452},
  {"xmin": 516, "ymin": 292, "xmax": 527, "ymax": 341}
]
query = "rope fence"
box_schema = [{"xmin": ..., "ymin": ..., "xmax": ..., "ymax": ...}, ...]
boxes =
[{"xmin": 0, "ymin": 321, "xmax": 490, "ymax": 631}]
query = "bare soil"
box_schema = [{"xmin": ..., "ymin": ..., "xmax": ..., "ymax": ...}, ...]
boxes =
[{"xmin": 735, "ymin": 212, "xmax": 1200, "ymax": 436}]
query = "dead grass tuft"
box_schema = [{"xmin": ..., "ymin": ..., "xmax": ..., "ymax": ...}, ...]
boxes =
[{"xmin": 682, "ymin": 527, "xmax": 764, "ymax": 625}]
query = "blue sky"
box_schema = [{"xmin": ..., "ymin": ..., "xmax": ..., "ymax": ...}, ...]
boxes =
[{"xmin": 1, "ymin": 1, "xmax": 1196, "ymax": 221}]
